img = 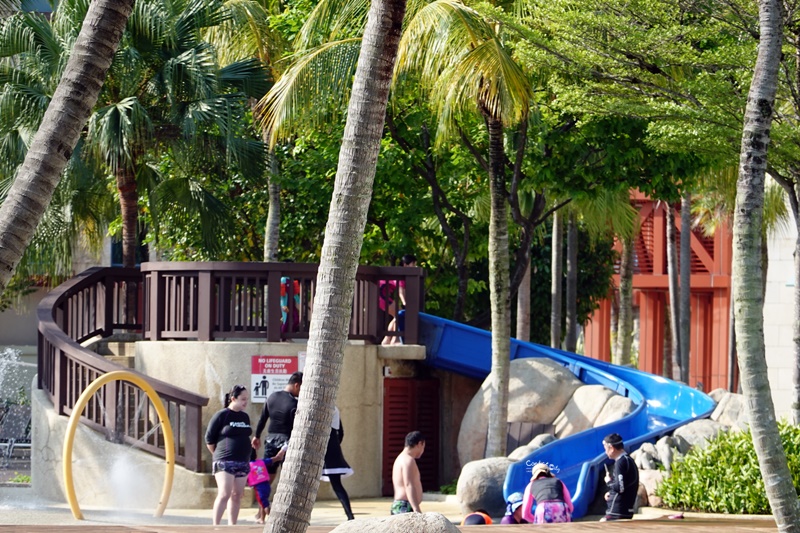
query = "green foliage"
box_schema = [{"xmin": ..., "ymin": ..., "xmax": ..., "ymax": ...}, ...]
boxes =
[
  {"xmin": 523, "ymin": 220, "xmax": 617, "ymax": 344},
  {"xmin": 439, "ymin": 478, "xmax": 458, "ymax": 495},
  {"xmin": 657, "ymin": 423, "xmax": 800, "ymax": 514},
  {"xmin": 7, "ymin": 473, "xmax": 30, "ymax": 484}
]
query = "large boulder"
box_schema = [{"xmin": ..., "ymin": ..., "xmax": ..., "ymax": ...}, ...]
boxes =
[
  {"xmin": 638, "ymin": 470, "xmax": 665, "ymax": 508},
  {"xmin": 457, "ymin": 358, "xmax": 581, "ymax": 465},
  {"xmin": 594, "ymin": 395, "xmax": 637, "ymax": 428},
  {"xmin": 554, "ymin": 385, "xmax": 616, "ymax": 438},
  {"xmin": 673, "ymin": 419, "xmax": 726, "ymax": 451},
  {"xmin": 456, "ymin": 457, "xmax": 513, "ymax": 517},
  {"xmin": 655, "ymin": 436, "xmax": 679, "ymax": 472},
  {"xmin": 508, "ymin": 433, "xmax": 557, "ymax": 461},
  {"xmin": 330, "ymin": 513, "xmax": 459, "ymax": 533},
  {"xmin": 710, "ymin": 391, "xmax": 748, "ymax": 430}
]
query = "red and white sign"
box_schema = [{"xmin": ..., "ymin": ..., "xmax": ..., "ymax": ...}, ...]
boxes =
[{"xmin": 251, "ymin": 356, "xmax": 299, "ymax": 403}]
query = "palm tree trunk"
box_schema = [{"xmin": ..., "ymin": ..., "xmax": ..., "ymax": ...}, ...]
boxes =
[
  {"xmin": 550, "ymin": 209, "xmax": 563, "ymax": 348},
  {"xmin": 484, "ymin": 113, "xmax": 510, "ymax": 458},
  {"xmin": 792, "ymin": 220, "xmax": 800, "ymax": 424},
  {"xmin": 516, "ymin": 260, "xmax": 531, "ymax": 341},
  {"xmin": 0, "ymin": 0, "xmax": 134, "ymax": 293},
  {"xmin": 616, "ymin": 234, "xmax": 635, "ymax": 366},
  {"xmin": 666, "ymin": 205, "xmax": 682, "ymax": 380},
  {"xmin": 264, "ymin": 0, "xmax": 407, "ymax": 529},
  {"xmin": 263, "ymin": 149, "xmax": 280, "ymax": 262},
  {"xmin": 734, "ymin": 0, "xmax": 800, "ymax": 529},
  {"xmin": 679, "ymin": 192, "xmax": 692, "ymax": 383},
  {"xmin": 116, "ymin": 166, "xmax": 139, "ymax": 268},
  {"xmin": 564, "ymin": 211, "xmax": 578, "ymax": 352}
]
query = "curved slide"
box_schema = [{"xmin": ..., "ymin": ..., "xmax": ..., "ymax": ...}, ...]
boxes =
[{"xmin": 418, "ymin": 313, "xmax": 715, "ymax": 519}]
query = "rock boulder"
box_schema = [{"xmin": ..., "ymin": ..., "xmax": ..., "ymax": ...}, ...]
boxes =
[
  {"xmin": 456, "ymin": 457, "xmax": 513, "ymax": 517},
  {"xmin": 554, "ymin": 385, "xmax": 616, "ymax": 438},
  {"xmin": 330, "ymin": 512, "xmax": 459, "ymax": 533},
  {"xmin": 457, "ymin": 358, "xmax": 581, "ymax": 465}
]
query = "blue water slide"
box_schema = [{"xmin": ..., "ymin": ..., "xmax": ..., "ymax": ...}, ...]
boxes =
[{"xmin": 418, "ymin": 313, "xmax": 716, "ymax": 519}]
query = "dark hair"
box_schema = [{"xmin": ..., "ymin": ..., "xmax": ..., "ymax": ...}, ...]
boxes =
[
  {"xmin": 603, "ymin": 433, "xmax": 624, "ymax": 449},
  {"xmin": 463, "ymin": 513, "xmax": 488, "ymax": 525},
  {"xmin": 288, "ymin": 371, "xmax": 303, "ymax": 385},
  {"xmin": 225, "ymin": 384, "xmax": 247, "ymax": 406},
  {"xmin": 401, "ymin": 254, "xmax": 417, "ymax": 266},
  {"xmin": 405, "ymin": 430, "xmax": 425, "ymax": 448}
]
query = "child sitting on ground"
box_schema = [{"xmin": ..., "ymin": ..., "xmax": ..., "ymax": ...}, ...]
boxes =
[{"xmin": 249, "ymin": 445, "xmax": 287, "ymax": 524}]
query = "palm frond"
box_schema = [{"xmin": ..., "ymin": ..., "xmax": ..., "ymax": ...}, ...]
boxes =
[
  {"xmin": 150, "ymin": 174, "xmax": 234, "ymax": 256},
  {"xmin": 205, "ymin": 0, "xmax": 279, "ymax": 66},
  {"xmin": 395, "ymin": 0, "xmax": 494, "ymax": 93},
  {"xmin": 256, "ymin": 38, "xmax": 361, "ymax": 146},
  {"xmin": 86, "ymin": 97, "xmax": 153, "ymax": 172},
  {"xmin": 218, "ymin": 57, "xmax": 270, "ymax": 99},
  {"xmin": 295, "ymin": 0, "xmax": 368, "ymax": 52},
  {"xmin": 434, "ymin": 38, "xmax": 532, "ymax": 145},
  {"xmin": 572, "ymin": 188, "xmax": 639, "ymax": 241}
]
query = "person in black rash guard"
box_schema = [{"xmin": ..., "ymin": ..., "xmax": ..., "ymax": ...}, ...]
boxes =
[
  {"xmin": 252, "ymin": 371, "xmax": 303, "ymax": 474},
  {"xmin": 205, "ymin": 384, "xmax": 255, "ymax": 526},
  {"xmin": 600, "ymin": 432, "xmax": 639, "ymax": 521}
]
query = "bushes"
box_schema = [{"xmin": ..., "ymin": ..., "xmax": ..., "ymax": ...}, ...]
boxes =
[{"xmin": 657, "ymin": 422, "xmax": 800, "ymax": 514}]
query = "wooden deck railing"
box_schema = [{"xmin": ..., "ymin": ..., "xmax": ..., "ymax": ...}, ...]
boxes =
[
  {"xmin": 37, "ymin": 262, "xmax": 424, "ymax": 472},
  {"xmin": 37, "ymin": 267, "xmax": 209, "ymax": 472},
  {"xmin": 140, "ymin": 262, "xmax": 424, "ymax": 344}
]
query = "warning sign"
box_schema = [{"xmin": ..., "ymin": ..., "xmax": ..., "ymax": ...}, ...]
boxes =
[{"xmin": 251, "ymin": 356, "xmax": 299, "ymax": 403}]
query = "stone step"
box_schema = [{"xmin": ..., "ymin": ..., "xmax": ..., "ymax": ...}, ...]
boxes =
[
  {"xmin": 104, "ymin": 355, "xmax": 135, "ymax": 368},
  {"xmin": 97, "ymin": 341, "xmax": 136, "ymax": 357}
]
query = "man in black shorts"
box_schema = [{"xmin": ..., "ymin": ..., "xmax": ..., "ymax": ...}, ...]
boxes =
[{"xmin": 252, "ymin": 371, "xmax": 303, "ymax": 474}]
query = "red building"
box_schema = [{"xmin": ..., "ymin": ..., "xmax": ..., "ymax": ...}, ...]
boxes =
[{"xmin": 583, "ymin": 193, "xmax": 735, "ymax": 391}]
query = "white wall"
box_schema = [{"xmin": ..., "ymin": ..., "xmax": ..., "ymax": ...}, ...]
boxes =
[{"xmin": 764, "ymin": 220, "xmax": 796, "ymax": 420}]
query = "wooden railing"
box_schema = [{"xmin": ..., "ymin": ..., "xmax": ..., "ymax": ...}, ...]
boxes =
[
  {"xmin": 37, "ymin": 262, "xmax": 424, "ymax": 472},
  {"xmin": 37, "ymin": 267, "xmax": 209, "ymax": 472},
  {"xmin": 140, "ymin": 262, "xmax": 424, "ymax": 344}
]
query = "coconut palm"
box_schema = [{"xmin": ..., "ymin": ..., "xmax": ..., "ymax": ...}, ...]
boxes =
[
  {"xmin": 263, "ymin": 0, "xmax": 408, "ymax": 530},
  {"xmin": 733, "ymin": 0, "xmax": 800, "ymax": 528},
  {"xmin": 260, "ymin": 0, "xmax": 547, "ymax": 457},
  {"xmin": 0, "ymin": 0, "xmax": 134, "ymax": 295}
]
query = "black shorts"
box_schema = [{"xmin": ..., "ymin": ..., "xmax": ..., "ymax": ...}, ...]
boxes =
[{"xmin": 212, "ymin": 460, "xmax": 250, "ymax": 477}]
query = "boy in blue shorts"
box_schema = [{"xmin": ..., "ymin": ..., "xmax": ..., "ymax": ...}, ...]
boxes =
[{"xmin": 249, "ymin": 445, "xmax": 287, "ymax": 523}]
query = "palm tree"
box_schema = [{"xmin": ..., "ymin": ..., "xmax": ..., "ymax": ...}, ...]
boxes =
[
  {"xmin": 204, "ymin": 0, "xmax": 288, "ymax": 261},
  {"xmin": 550, "ymin": 209, "xmax": 563, "ymax": 348},
  {"xmin": 733, "ymin": 0, "xmax": 800, "ymax": 528},
  {"xmin": 263, "ymin": 0, "xmax": 408, "ymax": 530},
  {"xmin": 259, "ymin": 0, "xmax": 542, "ymax": 457},
  {"xmin": 84, "ymin": 0, "xmax": 269, "ymax": 267},
  {"xmin": 666, "ymin": 201, "xmax": 681, "ymax": 379},
  {"xmin": 396, "ymin": 0, "xmax": 534, "ymax": 457},
  {"xmin": 0, "ymin": 0, "xmax": 134, "ymax": 295}
]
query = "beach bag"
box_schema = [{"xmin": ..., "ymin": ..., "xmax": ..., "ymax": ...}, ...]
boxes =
[{"xmin": 247, "ymin": 460, "xmax": 270, "ymax": 486}]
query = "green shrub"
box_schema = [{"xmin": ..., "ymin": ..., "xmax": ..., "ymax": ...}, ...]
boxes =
[
  {"xmin": 657, "ymin": 421, "xmax": 800, "ymax": 514},
  {"xmin": 439, "ymin": 479, "xmax": 458, "ymax": 495},
  {"xmin": 8, "ymin": 473, "xmax": 30, "ymax": 484}
]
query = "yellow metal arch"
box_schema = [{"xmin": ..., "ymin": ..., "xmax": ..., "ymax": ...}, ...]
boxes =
[{"xmin": 62, "ymin": 370, "xmax": 175, "ymax": 520}]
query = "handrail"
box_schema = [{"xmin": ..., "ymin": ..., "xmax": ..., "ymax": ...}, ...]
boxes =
[
  {"xmin": 140, "ymin": 261, "xmax": 424, "ymax": 344},
  {"xmin": 37, "ymin": 267, "xmax": 209, "ymax": 472},
  {"xmin": 38, "ymin": 262, "xmax": 424, "ymax": 473}
]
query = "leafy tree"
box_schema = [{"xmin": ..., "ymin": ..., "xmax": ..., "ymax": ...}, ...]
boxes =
[{"xmin": 0, "ymin": 0, "xmax": 134, "ymax": 296}]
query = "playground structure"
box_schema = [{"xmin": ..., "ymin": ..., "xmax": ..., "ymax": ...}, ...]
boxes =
[
  {"xmin": 35, "ymin": 261, "xmax": 714, "ymax": 515},
  {"xmin": 419, "ymin": 313, "xmax": 715, "ymax": 519}
]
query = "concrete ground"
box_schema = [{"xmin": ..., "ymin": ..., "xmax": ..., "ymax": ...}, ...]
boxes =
[{"xmin": 0, "ymin": 483, "xmax": 779, "ymax": 531}]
